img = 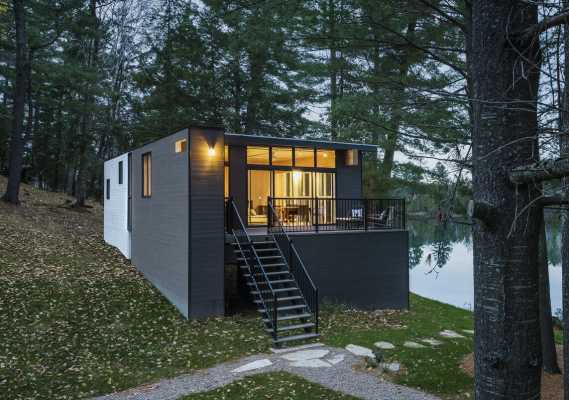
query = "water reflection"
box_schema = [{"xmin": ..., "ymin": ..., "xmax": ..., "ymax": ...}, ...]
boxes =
[{"xmin": 408, "ymin": 214, "xmax": 563, "ymax": 314}]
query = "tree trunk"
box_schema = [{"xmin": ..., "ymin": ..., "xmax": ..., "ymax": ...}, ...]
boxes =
[
  {"xmin": 244, "ymin": 47, "xmax": 266, "ymax": 134},
  {"xmin": 73, "ymin": 0, "xmax": 100, "ymax": 207},
  {"xmin": 3, "ymin": 0, "xmax": 29, "ymax": 205},
  {"xmin": 538, "ymin": 215, "xmax": 560, "ymax": 374},
  {"xmin": 328, "ymin": 0, "xmax": 338, "ymax": 140},
  {"xmin": 471, "ymin": 2, "xmax": 542, "ymax": 399},
  {"xmin": 561, "ymin": 1, "xmax": 569, "ymax": 395}
]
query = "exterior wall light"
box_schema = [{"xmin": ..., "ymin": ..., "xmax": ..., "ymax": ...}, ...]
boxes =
[{"xmin": 208, "ymin": 146, "xmax": 216, "ymax": 157}]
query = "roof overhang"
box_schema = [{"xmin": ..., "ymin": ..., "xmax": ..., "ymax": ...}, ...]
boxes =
[{"xmin": 224, "ymin": 133, "xmax": 377, "ymax": 152}]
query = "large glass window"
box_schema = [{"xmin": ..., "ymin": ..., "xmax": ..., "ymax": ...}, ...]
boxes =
[
  {"xmin": 274, "ymin": 170, "xmax": 313, "ymax": 198},
  {"xmin": 317, "ymin": 150, "xmax": 335, "ymax": 168},
  {"xmin": 295, "ymin": 148, "xmax": 314, "ymax": 167},
  {"xmin": 248, "ymin": 170, "xmax": 271, "ymax": 225},
  {"xmin": 315, "ymin": 172, "xmax": 335, "ymax": 197},
  {"xmin": 247, "ymin": 146, "xmax": 269, "ymax": 165},
  {"xmin": 272, "ymin": 147, "xmax": 292, "ymax": 166}
]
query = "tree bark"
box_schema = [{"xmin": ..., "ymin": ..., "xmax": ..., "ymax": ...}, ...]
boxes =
[
  {"xmin": 537, "ymin": 215, "xmax": 560, "ymax": 374},
  {"xmin": 561, "ymin": 1, "xmax": 569, "ymax": 394},
  {"xmin": 471, "ymin": 2, "xmax": 542, "ymax": 399},
  {"xmin": 327, "ymin": 0, "xmax": 338, "ymax": 140},
  {"xmin": 509, "ymin": 157, "xmax": 569, "ymax": 184},
  {"xmin": 3, "ymin": 0, "xmax": 29, "ymax": 205},
  {"xmin": 73, "ymin": 0, "xmax": 100, "ymax": 207}
]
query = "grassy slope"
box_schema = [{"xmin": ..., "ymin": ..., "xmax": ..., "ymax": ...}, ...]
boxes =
[
  {"xmin": 180, "ymin": 372, "xmax": 359, "ymax": 400},
  {"xmin": 0, "ymin": 177, "xmax": 270, "ymax": 399},
  {"xmin": 0, "ymin": 177, "xmax": 474, "ymax": 399},
  {"xmin": 321, "ymin": 296, "xmax": 474, "ymax": 398}
]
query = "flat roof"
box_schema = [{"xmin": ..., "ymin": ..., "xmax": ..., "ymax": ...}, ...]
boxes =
[{"xmin": 224, "ymin": 133, "xmax": 377, "ymax": 152}]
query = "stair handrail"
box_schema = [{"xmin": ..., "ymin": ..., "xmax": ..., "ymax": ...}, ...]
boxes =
[
  {"xmin": 267, "ymin": 197, "xmax": 319, "ymax": 333},
  {"xmin": 227, "ymin": 198, "xmax": 279, "ymax": 338}
]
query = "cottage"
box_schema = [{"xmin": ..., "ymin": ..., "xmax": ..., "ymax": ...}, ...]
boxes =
[{"xmin": 104, "ymin": 125, "xmax": 409, "ymax": 345}]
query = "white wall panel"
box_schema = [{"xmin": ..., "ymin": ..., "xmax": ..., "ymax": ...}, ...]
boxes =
[{"xmin": 104, "ymin": 153, "xmax": 131, "ymax": 258}]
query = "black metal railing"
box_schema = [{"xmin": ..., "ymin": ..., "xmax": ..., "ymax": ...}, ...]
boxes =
[
  {"xmin": 268, "ymin": 197, "xmax": 406, "ymax": 233},
  {"xmin": 227, "ymin": 197, "xmax": 279, "ymax": 339},
  {"xmin": 268, "ymin": 201, "xmax": 319, "ymax": 333}
]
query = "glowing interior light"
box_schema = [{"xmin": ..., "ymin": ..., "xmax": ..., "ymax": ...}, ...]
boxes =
[{"xmin": 293, "ymin": 170, "xmax": 302, "ymax": 183}]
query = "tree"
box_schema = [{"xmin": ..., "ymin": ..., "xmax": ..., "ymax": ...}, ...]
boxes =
[
  {"xmin": 3, "ymin": 0, "xmax": 28, "ymax": 204},
  {"xmin": 469, "ymin": 1, "xmax": 542, "ymax": 398}
]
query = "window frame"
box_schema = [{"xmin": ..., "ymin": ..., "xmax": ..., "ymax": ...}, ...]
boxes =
[
  {"xmin": 175, "ymin": 139, "xmax": 187, "ymax": 153},
  {"xmin": 118, "ymin": 161, "xmax": 123, "ymax": 184},
  {"xmin": 142, "ymin": 152, "xmax": 152, "ymax": 198}
]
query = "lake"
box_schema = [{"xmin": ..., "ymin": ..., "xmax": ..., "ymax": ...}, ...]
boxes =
[{"xmin": 408, "ymin": 217, "xmax": 563, "ymax": 316}]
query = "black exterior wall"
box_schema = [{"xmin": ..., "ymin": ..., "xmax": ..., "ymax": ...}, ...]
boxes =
[
  {"xmin": 188, "ymin": 126, "xmax": 226, "ymax": 317},
  {"xmin": 131, "ymin": 129, "xmax": 190, "ymax": 317},
  {"xmin": 291, "ymin": 230, "xmax": 409, "ymax": 309},
  {"xmin": 228, "ymin": 145, "xmax": 248, "ymax": 223},
  {"xmin": 336, "ymin": 150, "xmax": 363, "ymax": 198}
]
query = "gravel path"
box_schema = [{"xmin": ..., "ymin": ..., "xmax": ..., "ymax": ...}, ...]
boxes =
[{"xmin": 92, "ymin": 345, "xmax": 440, "ymax": 400}]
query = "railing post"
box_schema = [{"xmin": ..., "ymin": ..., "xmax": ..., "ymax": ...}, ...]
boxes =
[
  {"xmin": 364, "ymin": 199, "xmax": 368, "ymax": 231},
  {"xmin": 267, "ymin": 196, "xmax": 272, "ymax": 235},
  {"xmin": 314, "ymin": 197, "xmax": 319, "ymax": 232},
  {"xmin": 315, "ymin": 288, "xmax": 319, "ymax": 333},
  {"xmin": 273, "ymin": 292, "xmax": 278, "ymax": 340},
  {"xmin": 403, "ymin": 199, "xmax": 406, "ymax": 229},
  {"xmin": 289, "ymin": 241, "xmax": 293, "ymax": 273},
  {"xmin": 226, "ymin": 197, "xmax": 233, "ymax": 234}
]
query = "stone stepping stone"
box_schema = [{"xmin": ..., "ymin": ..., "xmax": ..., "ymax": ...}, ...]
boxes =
[
  {"xmin": 381, "ymin": 362, "xmax": 401, "ymax": 373},
  {"xmin": 281, "ymin": 349, "xmax": 329, "ymax": 362},
  {"xmin": 462, "ymin": 329, "xmax": 474, "ymax": 335},
  {"xmin": 270, "ymin": 342, "xmax": 324, "ymax": 354},
  {"xmin": 439, "ymin": 329, "xmax": 466, "ymax": 339},
  {"xmin": 421, "ymin": 338, "xmax": 444, "ymax": 346},
  {"xmin": 345, "ymin": 344, "xmax": 375, "ymax": 358},
  {"xmin": 374, "ymin": 341, "xmax": 395, "ymax": 350},
  {"xmin": 232, "ymin": 359, "xmax": 272, "ymax": 373},
  {"xmin": 290, "ymin": 358, "xmax": 331, "ymax": 368},
  {"xmin": 403, "ymin": 341, "xmax": 426, "ymax": 349},
  {"xmin": 326, "ymin": 354, "xmax": 345, "ymax": 365}
]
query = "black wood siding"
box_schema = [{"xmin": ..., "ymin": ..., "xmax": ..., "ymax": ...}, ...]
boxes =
[
  {"xmin": 131, "ymin": 129, "xmax": 190, "ymax": 317},
  {"xmin": 188, "ymin": 127, "xmax": 225, "ymax": 317}
]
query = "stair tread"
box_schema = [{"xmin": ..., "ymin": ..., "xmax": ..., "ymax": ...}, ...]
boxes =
[
  {"xmin": 266, "ymin": 322, "xmax": 315, "ymax": 333},
  {"xmin": 272, "ymin": 333, "xmax": 320, "ymax": 344},
  {"xmin": 254, "ymin": 295, "xmax": 303, "ymax": 303},
  {"xmin": 244, "ymin": 271, "xmax": 289, "ymax": 278},
  {"xmin": 258, "ymin": 304, "xmax": 307, "ymax": 313},
  {"xmin": 239, "ymin": 248, "xmax": 278, "ymax": 253},
  {"xmin": 247, "ymin": 279, "xmax": 294, "ymax": 285},
  {"xmin": 237, "ymin": 255, "xmax": 281, "ymax": 261},
  {"xmin": 263, "ymin": 312, "xmax": 312, "ymax": 322},
  {"xmin": 240, "ymin": 264, "xmax": 286, "ymax": 269},
  {"xmin": 251, "ymin": 287, "xmax": 299, "ymax": 294}
]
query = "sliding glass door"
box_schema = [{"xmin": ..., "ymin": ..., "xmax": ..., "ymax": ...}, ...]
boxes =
[{"xmin": 248, "ymin": 170, "xmax": 271, "ymax": 225}]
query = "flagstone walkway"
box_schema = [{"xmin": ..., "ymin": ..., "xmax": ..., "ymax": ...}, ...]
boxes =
[{"xmin": 93, "ymin": 344, "xmax": 440, "ymax": 400}]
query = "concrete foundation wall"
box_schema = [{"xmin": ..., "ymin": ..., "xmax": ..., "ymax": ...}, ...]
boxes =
[{"xmin": 291, "ymin": 230, "xmax": 409, "ymax": 309}]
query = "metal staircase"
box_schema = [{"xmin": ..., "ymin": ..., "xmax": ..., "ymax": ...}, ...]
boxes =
[{"xmin": 226, "ymin": 198, "xmax": 319, "ymax": 346}]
